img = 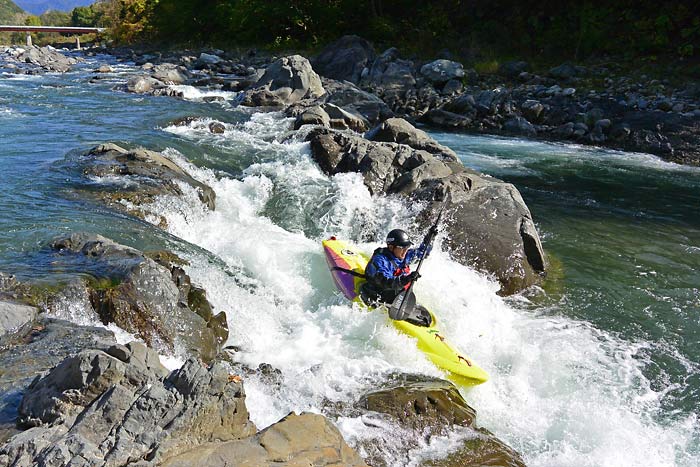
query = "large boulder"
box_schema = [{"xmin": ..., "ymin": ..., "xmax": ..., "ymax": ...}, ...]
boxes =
[
  {"xmin": 420, "ymin": 59, "xmax": 466, "ymax": 85},
  {"xmin": 366, "ymin": 117, "xmax": 459, "ymax": 161},
  {"xmin": 363, "ymin": 47, "xmax": 416, "ymax": 89},
  {"xmin": 0, "ymin": 345, "xmax": 256, "ymax": 466},
  {"xmin": 312, "ymin": 35, "xmax": 376, "ymax": 84},
  {"xmin": 20, "ymin": 46, "xmax": 78, "ymax": 73},
  {"xmin": 162, "ymin": 412, "xmax": 368, "ymax": 467},
  {"xmin": 306, "ymin": 128, "xmax": 546, "ymax": 294},
  {"xmin": 323, "ymin": 77, "xmax": 394, "ymax": 124},
  {"xmin": 239, "ymin": 55, "xmax": 325, "ymax": 107},
  {"xmin": 72, "ymin": 143, "xmax": 215, "ymax": 223},
  {"xmin": 48, "ymin": 233, "xmax": 227, "ymax": 362}
]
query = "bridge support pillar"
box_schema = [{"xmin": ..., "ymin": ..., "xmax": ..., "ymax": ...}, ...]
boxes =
[
  {"xmin": 76, "ymin": 36, "xmax": 81, "ymax": 50},
  {"xmin": 25, "ymin": 32, "xmax": 32, "ymax": 47}
]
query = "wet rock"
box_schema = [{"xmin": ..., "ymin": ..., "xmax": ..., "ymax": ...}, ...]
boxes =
[
  {"xmin": 49, "ymin": 233, "xmax": 226, "ymax": 362},
  {"xmin": 0, "ymin": 318, "xmax": 116, "ymax": 444},
  {"xmin": 126, "ymin": 75, "xmax": 165, "ymax": 94},
  {"xmin": 420, "ymin": 59, "xmax": 465, "ymax": 85},
  {"xmin": 0, "ymin": 300, "xmax": 37, "ymax": 343},
  {"xmin": 366, "ymin": 117, "xmax": 458, "ymax": 161},
  {"xmin": 359, "ymin": 377, "xmax": 476, "ymax": 434},
  {"xmin": 75, "ymin": 143, "xmax": 215, "ymax": 218},
  {"xmin": 423, "ymin": 430, "xmax": 526, "ymax": 467},
  {"xmin": 162, "ymin": 412, "xmax": 367, "ymax": 467},
  {"xmin": 323, "ymin": 103, "xmax": 369, "ymax": 132},
  {"xmin": 503, "ymin": 116, "xmax": 536, "ymax": 137},
  {"xmin": 0, "ymin": 346, "xmax": 256, "ymax": 466},
  {"xmin": 95, "ymin": 65, "xmax": 113, "ymax": 73},
  {"xmin": 294, "ymin": 105, "xmax": 331, "ymax": 129},
  {"xmin": 323, "ymin": 78, "xmax": 393, "ymax": 124},
  {"xmin": 240, "ymin": 55, "xmax": 324, "ymax": 107},
  {"xmin": 151, "ymin": 63, "xmax": 190, "ymax": 85},
  {"xmin": 19, "ymin": 46, "xmax": 78, "ymax": 73},
  {"xmin": 312, "ymin": 35, "xmax": 376, "ymax": 84},
  {"xmin": 209, "ymin": 121, "xmax": 226, "ymax": 134}
]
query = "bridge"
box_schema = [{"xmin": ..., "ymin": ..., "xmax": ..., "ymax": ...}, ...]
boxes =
[{"xmin": 0, "ymin": 25, "xmax": 106, "ymax": 49}]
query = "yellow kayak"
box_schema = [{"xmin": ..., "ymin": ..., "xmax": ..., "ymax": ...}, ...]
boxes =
[{"xmin": 322, "ymin": 237, "xmax": 488, "ymax": 386}]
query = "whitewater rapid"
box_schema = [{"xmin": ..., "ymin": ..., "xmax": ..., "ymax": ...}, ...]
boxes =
[{"xmin": 138, "ymin": 107, "xmax": 697, "ymax": 467}]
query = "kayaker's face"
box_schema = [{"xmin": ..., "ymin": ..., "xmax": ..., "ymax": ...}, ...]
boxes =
[{"xmin": 389, "ymin": 244, "xmax": 409, "ymax": 260}]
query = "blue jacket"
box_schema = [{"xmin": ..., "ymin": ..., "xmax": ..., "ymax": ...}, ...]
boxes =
[{"xmin": 363, "ymin": 242, "xmax": 430, "ymax": 303}]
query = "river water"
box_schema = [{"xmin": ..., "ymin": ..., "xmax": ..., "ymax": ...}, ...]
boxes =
[{"xmin": 1, "ymin": 52, "xmax": 698, "ymax": 467}]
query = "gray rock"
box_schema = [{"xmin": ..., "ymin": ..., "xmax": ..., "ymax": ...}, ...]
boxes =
[
  {"xmin": 48, "ymin": 233, "xmax": 226, "ymax": 362},
  {"xmin": 656, "ymin": 99, "xmax": 673, "ymax": 112},
  {"xmin": 0, "ymin": 300, "xmax": 37, "ymax": 341},
  {"xmin": 322, "ymin": 103, "xmax": 369, "ymax": 132},
  {"xmin": 521, "ymin": 99, "xmax": 544, "ymax": 122},
  {"xmin": 553, "ymin": 122, "xmax": 575, "ymax": 138},
  {"xmin": 20, "ymin": 46, "xmax": 78, "ymax": 73},
  {"xmin": 573, "ymin": 122, "xmax": 589, "ymax": 137},
  {"xmin": 312, "ymin": 35, "xmax": 376, "ymax": 84},
  {"xmin": 0, "ymin": 318, "xmax": 116, "ymax": 445},
  {"xmin": 420, "ymin": 108, "xmax": 472, "ymax": 128},
  {"xmin": 420, "ymin": 59, "xmax": 465, "ymax": 84},
  {"xmin": 498, "ymin": 61, "xmax": 529, "ymax": 78},
  {"xmin": 584, "ymin": 108, "xmax": 605, "ymax": 127},
  {"xmin": 209, "ymin": 121, "xmax": 226, "ymax": 134},
  {"xmin": 323, "ymin": 78, "xmax": 393, "ymax": 124},
  {"xmin": 293, "ymin": 105, "xmax": 331, "ymax": 130},
  {"xmin": 610, "ymin": 123, "xmax": 632, "ymax": 141},
  {"xmin": 126, "ymin": 75, "xmax": 166, "ymax": 94},
  {"xmin": 441, "ymin": 79, "xmax": 463, "ymax": 95},
  {"xmin": 240, "ymin": 55, "xmax": 325, "ymax": 107},
  {"xmin": 76, "ymin": 143, "xmax": 216, "ymax": 215},
  {"xmin": 196, "ymin": 52, "xmax": 223, "ymax": 66},
  {"xmin": 1, "ymin": 347, "xmax": 256, "ymax": 466},
  {"xmin": 151, "ymin": 63, "xmax": 189, "ymax": 85},
  {"xmin": 503, "ymin": 116, "xmax": 536, "ymax": 137},
  {"xmin": 366, "ymin": 117, "xmax": 458, "ymax": 161},
  {"xmin": 95, "ymin": 65, "xmax": 113, "ymax": 73},
  {"xmin": 365, "ymin": 49, "xmax": 416, "ymax": 89},
  {"xmin": 162, "ymin": 412, "xmax": 367, "ymax": 467}
]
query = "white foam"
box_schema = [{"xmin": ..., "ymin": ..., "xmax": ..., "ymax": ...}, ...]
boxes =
[
  {"xmin": 168, "ymin": 84, "xmax": 237, "ymax": 102},
  {"xmin": 136, "ymin": 112, "xmax": 700, "ymax": 466}
]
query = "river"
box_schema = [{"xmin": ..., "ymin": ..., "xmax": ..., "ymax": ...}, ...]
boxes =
[{"xmin": 1, "ymin": 52, "xmax": 698, "ymax": 467}]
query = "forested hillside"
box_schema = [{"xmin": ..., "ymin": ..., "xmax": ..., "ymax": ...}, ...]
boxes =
[
  {"xmin": 107, "ymin": 0, "xmax": 699, "ymax": 62},
  {"xmin": 0, "ymin": 0, "xmax": 23, "ymax": 23}
]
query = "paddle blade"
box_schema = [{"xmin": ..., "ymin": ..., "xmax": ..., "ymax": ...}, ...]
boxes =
[{"xmin": 389, "ymin": 291, "xmax": 416, "ymax": 320}]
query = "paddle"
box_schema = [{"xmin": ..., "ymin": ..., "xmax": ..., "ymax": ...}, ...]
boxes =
[{"xmin": 389, "ymin": 203, "xmax": 447, "ymax": 321}]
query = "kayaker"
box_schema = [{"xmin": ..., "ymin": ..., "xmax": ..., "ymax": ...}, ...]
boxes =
[{"xmin": 362, "ymin": 228, "xmax": 433, "ymax": 306}]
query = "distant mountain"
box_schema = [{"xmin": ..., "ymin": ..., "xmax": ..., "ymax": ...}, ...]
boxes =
[
  {"xmin": 13, "ymin": 0, "xmax": 93, "ymax": 15},
  {"xmin": 0, "ymin": 0, "xmax": 24, "ymax": 22}
]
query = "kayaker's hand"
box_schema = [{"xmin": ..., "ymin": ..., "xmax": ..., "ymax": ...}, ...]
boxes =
[{"xmin": 400, "ymin": 271, "xmax": 420, "ymax": 285}]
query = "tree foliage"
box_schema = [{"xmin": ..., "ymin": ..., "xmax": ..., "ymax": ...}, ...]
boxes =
[{"xmin": 102, "ymin": 0, "xmax": 700, "ymax": 61}]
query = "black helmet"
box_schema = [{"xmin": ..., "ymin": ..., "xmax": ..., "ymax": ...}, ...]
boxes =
[{"xmin": 386, "ymin": 229, "xmax": 412, "ymax": 247}]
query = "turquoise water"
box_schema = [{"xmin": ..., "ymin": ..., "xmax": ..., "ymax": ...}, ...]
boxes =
[
  {"xmin": 1, "ymin": 53, "xmax": 699, "ymax": 466},
  {"xmin": 432, "ymin": 133, "xmax": 700, "ymax": 417}
]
